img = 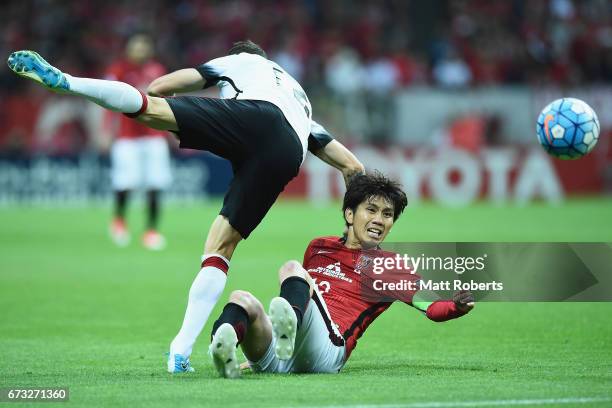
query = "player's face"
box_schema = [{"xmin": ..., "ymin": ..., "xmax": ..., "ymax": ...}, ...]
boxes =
[
  {"xmin": 345, "ymin": 195, "xmax": 395, "ymax": 249},
  {"xmin": 126, "ymin": 35, "xmax": 153, "ymax": 63}
]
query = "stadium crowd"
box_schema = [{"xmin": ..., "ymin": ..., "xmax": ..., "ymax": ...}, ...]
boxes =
[{"xmin": 1, "ymin": 0, "xmax": 611, "ymax": 152}]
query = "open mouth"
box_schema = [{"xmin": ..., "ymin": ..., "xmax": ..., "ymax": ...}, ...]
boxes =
[{"xmin": 366, "ymin": 227, "xmax": 383, "ymax": 239}]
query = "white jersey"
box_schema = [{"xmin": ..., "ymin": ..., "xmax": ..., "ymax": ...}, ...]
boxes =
[{"xmin": 197, "ymin": 53, "xmax": 312, "ymax": 159}]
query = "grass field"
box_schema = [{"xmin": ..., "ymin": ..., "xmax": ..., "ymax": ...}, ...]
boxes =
[{"xmin": 1, "ymin": 199, "xmax": 612, "ymax": 407}]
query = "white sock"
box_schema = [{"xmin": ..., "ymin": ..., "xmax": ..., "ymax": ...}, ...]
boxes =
[
  {"xmin": 64, "ymin": 74, "xmax": 144, "ymax": 114},
  {"xmin": 170, "ymin": 255, "xmax": 230, "ymax": 358}
]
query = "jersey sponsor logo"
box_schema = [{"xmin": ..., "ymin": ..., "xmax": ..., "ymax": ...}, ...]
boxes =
[
  {"xmin": 316, "ymin": 250, "xmax": 334, "ymax": 255},
  {"xmin": 308, "ymin": 262, "xmax": 352, "ymax": 283}
]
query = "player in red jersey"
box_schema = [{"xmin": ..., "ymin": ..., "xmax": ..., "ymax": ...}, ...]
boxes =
[
  {"xmin": 208, "ymin": 172, "xmax": 474, "ymax": 377},
  {"xmin": 103, "ymin": 34, "xmax": 171, "ymax": 250}
]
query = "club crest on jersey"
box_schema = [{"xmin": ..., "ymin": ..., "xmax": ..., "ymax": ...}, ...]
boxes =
[{"xmin": 355, "ymin": 255, "xmax": 374, "ymax": 275}]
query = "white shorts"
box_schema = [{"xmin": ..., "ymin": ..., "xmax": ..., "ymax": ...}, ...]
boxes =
[
  {"xmin": 249, "ymin": 297, "xmax": 346, "ymax": 374},
  {"xmin": 111, "ymin": 137, "xmax": 172, "ymax": 190}
]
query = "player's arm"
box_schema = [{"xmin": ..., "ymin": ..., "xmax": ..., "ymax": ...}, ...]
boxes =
[
  {"xmin": 146, "ymin": 68, "xmax": 205, "ymax": 96},
  {"xmin": 148, "ymin": 56, "xmax": 232, "ymax": 96},
  {"xmin": 411, "ymin": 289, "xmax": 474, "ymax": 322},
  {"xmin": 309, "ymin": 121, "xmax": 365, "ymax": 187}
]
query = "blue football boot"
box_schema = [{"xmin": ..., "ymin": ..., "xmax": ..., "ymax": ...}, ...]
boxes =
[
  {"xmin": 7, "ymin": 50, "xmax": 69, "ymax": 92},
  {"xmin": 167, "ymin": 353, "xmax": 195, "ymax": 373}
]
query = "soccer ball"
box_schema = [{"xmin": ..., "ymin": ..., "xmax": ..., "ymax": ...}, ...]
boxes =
[{"xmin": 536, "ymin": 98, "xmax": 600, "ymax": 160}]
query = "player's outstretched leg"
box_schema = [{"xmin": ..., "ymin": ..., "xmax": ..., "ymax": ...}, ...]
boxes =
[
  {"xmin": 209, "ymin": 323, "xmax": 240, "ymax": 379},
  {"xmin": 7, "ymin": 50, "xmax": 164, "ymax": 122}
]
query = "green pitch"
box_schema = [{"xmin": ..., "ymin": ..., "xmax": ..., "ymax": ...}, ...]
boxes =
[{"xmin": 1, "ymin": 199, "xmax": 611, "ymax": 407}]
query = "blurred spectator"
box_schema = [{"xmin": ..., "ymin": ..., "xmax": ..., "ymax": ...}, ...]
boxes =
[
  {"xmin": 432, "ymin": 47, "xmax": 473, "ymax": 88},
  {"xmin": 363, "ymin": 49, "xmax": 400, "ymax": 143},
  {"xmin": 324, "ymin": 48, "xmax": 365, "ymax": 96},
  {"xmin": 273, "ymin": 35, "xmax": 305, "ymax": 82},
  {"xmin": 324, "ymin": 47, "xmax": 368, "ymax": 139}
]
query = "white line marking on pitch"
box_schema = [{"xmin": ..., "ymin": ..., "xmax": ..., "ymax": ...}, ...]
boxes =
[{"xmin": 296, "ymin": 397, "xmax": 612, "ymax": 408}]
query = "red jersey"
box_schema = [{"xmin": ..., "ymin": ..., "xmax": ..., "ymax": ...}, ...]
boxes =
[
  {"xmin": 104, "ymin": 59, "xmax": 167, "ymax": 139},
  {"xmin": 303, "ymin": 236, "xmax": 421, "ymax": 359}
]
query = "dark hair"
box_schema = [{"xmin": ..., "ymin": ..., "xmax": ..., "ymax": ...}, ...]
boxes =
[
  {"xmin": 342, "ymin": 172, "xmax": 408, "ymax": 226},
  {"xmin": 229, "ymin": 40, "xmax": 267, "ymax": 59}
]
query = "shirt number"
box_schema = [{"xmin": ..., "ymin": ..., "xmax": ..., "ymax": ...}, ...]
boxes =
[
  {"xmin": 272, "ymin": 67, "xmax": 311, "ymax": 117},
  {"xmin": 312, "ymin": 278, "xmax": 331, "ymax": 294}
]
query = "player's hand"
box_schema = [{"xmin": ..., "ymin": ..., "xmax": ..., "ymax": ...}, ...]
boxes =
[{"xmin": 453, "ymin": 290, "xmax": 474, "ymax": 313}]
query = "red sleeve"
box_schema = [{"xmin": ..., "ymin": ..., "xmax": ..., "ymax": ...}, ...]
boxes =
[
  {"xmin": 425, "ymin": 300, "xmax": 467, "ymax": 322},
  {"xmin": 302, "ymin": 240, "xmax": 316, "ymax": 266}
]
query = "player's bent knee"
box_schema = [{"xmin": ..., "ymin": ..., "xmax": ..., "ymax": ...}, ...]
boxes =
[
  {"xmin": 228, "ymin": 290, "xmax": 263, "ymax": 321},
  {"xmin": 135, "ymin": 96, "xmax": 178, "ymax": 131},
  {"xmin": 228, "ymin": 289, "xmax": 251, "ymax": 303},
  {"xmin": 281, "ymin": 260, "xmax": 305, "ymax": 274},
  {"xmin": 279, "ymin": 260, "xmax": 307, "ymax": 281}
]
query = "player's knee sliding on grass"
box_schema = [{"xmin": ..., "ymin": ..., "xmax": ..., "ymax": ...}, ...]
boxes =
[{"xmin": 8, "ymin": 42, "xmax": 365, "ymax": 374}]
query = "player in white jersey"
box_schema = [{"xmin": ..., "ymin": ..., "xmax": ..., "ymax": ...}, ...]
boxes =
[
  {"xmin": 8, "ymin": 40, "xmax": 365, "ymax": 373},
  {"xmin": 195, "ymin": 51, "xmax": 312, "ymax": 158}
]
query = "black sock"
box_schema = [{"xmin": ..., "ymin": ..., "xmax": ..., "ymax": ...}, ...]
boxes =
[
  {"xmin": 146, "ymin": 189, "xmax": 160, "ymax": 230},
  {"xmin": 211, "ymin": 303, "xmax": 250, "ymax": 344},
  {"xmin": 279, "ymin": 276, "xmax": 310, "ymax": 328},
  {"xmin": 114, "ymin": 190, "xmax": 129, "ymax": 219}
]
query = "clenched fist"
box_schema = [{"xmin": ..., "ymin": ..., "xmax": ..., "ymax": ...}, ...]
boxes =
[{"xmin": 453, "ymin": 290, "xmax": 475, "ymax": 313}]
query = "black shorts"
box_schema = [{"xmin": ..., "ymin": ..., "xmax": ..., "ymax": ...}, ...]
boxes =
[{"xmin": 166, "ymin": 97, "xmax": 303, "ymax": 239}]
